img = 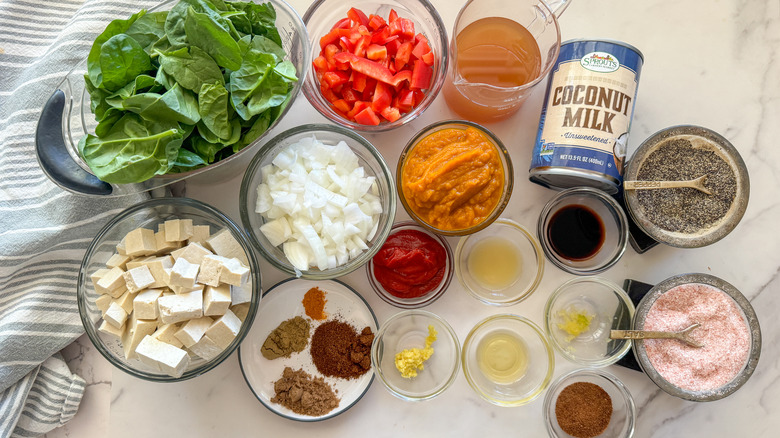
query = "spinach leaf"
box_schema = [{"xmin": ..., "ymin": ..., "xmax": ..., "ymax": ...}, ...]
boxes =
[
  {"xmin": 84, "ymin": 74, "xmax": 111, "ymax": 121},
  {"xmin": 189, "ymin": 135, "xmax": 225, "ymax": 164},
  {"xmin": 79, "ymin": 113, "xmax": 183, "ymax": 184},
  {"xmin": 99, "ymin": 34, "xmax": 153, "ymax": 92},
  {"xmin": 184, "ymin": 5, "xmax": 242, "ymax": 70},
  {"xmin": 198, "ymin": 82, "xmax": 232, "ymax": 139},
  {"xmin": 236, "ymin": 110, "xmax": 270, "ymax": 151},
  {"xmin": 172, "ymin": 147, "xmax": 208, "ymax": 171},
  {"xmin": 95, "ymin": 109, "xmax": 123, "ymax": 137},
  {"xmin": 165, "ymin": 0, "xmax": 231, "ymax": 48},
  {"xmin": 119, "ymin": 83, "xmax": 201, "ymax": 125},
  {"xmin": 230, "ymin": 36, "xmax": 296, "ymax": 120},
  {"xmin": 126, "ymin": 11, "xmax": 168, "ymax": 53},
  {"xmin": 87, "ymin": 10, "xmax": 147, "ymax": 89},
  {"xmin": 226, "ymin": 1, "xmax": 280, "ymax": 46},
  {"xmin": 157, "ymin": 46, "xmax": 223, "ymax": 92},
  {"xmin": 105, "ymin": 74, "xmax": 156, "ymax": 105}
]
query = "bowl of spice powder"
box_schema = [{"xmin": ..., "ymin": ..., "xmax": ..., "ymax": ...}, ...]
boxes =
[
  {"xmin": 623, "ymin": 125, "xmax": 749, "ymax": 248},
  {"xmin": 544, "ymin": 368, "xmax": 636, "ymax": 438},
  {"xmin": 632, "ymin": 273, "xmax": 761, "ymax": 402}
]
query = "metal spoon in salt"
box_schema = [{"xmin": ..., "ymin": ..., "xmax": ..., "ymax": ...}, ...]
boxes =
[
  {"xmin": 623, "ymin": 175, "xmax": 711, "ymax": 195},
  {"xmin": 610, "ymin": 323, "xmax": 704, "ymax": 348}
]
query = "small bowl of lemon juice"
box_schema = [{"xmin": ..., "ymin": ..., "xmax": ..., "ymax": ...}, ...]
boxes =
[{"xmin": 454, "ymin": 219, "xmax": 544, "ymax": 306}]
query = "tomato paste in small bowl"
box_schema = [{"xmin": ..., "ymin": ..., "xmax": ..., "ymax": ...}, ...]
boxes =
[{"xmin": 367, "ymin": 221, "xmax": 453, "ymax": 308}]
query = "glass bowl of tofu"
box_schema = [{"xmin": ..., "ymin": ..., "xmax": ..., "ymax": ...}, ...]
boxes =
[
  {"xmin": 77, "ymin": 197, "xmax": 261, "ymax": 381},
  {"xmin": 239, "ymin": 123, "xmax": 397, "ymax": 279}
]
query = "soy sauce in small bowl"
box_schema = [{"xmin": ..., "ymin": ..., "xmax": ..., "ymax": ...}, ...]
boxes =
[{"xmin": 538, "ymin": 188, "xmax": 628, "ymax": 275}]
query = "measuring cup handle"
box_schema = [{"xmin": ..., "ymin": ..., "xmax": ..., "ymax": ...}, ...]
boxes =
[
  {"xmin": 35, "ymin": 89, "xmax": 113, "ymax": 196},
  {"xmin": 541, "ymin": 0, "xmax": 572, "ymax": 18}
]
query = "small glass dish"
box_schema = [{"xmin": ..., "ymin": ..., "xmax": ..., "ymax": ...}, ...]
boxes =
[
  {"xmin": 537, "ymin": 187, "xmax": 628, "ymax": 275},
  {"xmin": 454, "ymin": 218, "xmax": 544, "ymax": 306},
  {"xmin": 239, "ymin": 123, "xmax": 397, "ymax": 280},
  {"xmin": 77, "ymin": 198, "xmax": 261, "ymax": 382},
  {"xmin": 397, "ymin": 120, "xmax": 513, "ymax": 236},
  {"xmin": 543, "ymin": 368, "xmax": 636, "ymax": 438},
  {"xmin": 461, "ymin": 314, "xmax": 554, "ymax": 407},
  {"xmin": 632, "ymin": 273, "xmax": 761, "ymax": 402},
  {"xmin": 371, "ymin": 310, "xmax": 460, "ymax": 401},
  {"xmin": 366, "ymin": 221, "xmax": 453, "ymax": 309},
  {"xmin": 545, "ymin": 277, "xmax": 634, "ymax": 367},
  {"xmin": 301, "ymin": 0, "xmax": 448, "ymax": 132}
]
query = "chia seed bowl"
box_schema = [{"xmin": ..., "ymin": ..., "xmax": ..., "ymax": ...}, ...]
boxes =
[{"xmin": 623, "ymin": 125, "xmax": 749, "ymax": 248}]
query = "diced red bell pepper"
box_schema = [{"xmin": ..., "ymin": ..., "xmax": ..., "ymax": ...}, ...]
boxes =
[
  {"xmin": 347, "ymin": 101, "xmax": 370, "ymax": 119},
  {"xmin": 336, "ymin": 52, "xmax": 395, "ymax": 84},
  {"xmin": 352, "ymin": 71, "xmax": 367, "ymax": 92},
  {"xmin": 397, "ymin": 18, "xmax": 415, "ymax": 39},
  {"xmin": 332, "ymin": 98, "xmax": 351, "ymax": 113},
  {"xmin": 396, "ymin": 88, "xmax": 414, "ymax": 112},
  {"xmin": 319, "ymin": 29, "xmax": 341, "ymax": 50},
  {"xmin": 320, "ymin": 82, "xmax": 339, "ymax": 103},
  {"xmin": 362, "ymin": 78, "xmax": 377, "ymax": 100},
  {"xmin": 332, "ymin": 17, "xmax": 351, "ymax": 29},
  {"xmin": 339, "ymin": 36, "xmax": 354, "ymax": 52},
  {"xmin": 342, "ymin": 88, "xmax": 360, "ymax": 104},
  {"xmin": 411, "ymin": 38, "xmax": 431, "ymax": 60},
  {"xmin": 390, "ymin": 70, "xmax": 412, "ymax": 88},
  {"xmin": 394, "ymin": 42, "xmax": 412, "ymax": 71},
  {"xmin": 366, "ymin": 44, "xmax": 387, "ymax": 61},
  {"xmin": 421, "ymin": 51, "xmax": 434, "ymax": 66},
  {"xmin": 380, "ymin": 106, "xmax": 401, "ymax": 122},
  {"xmin": 354, "ymin": 106, "xmax": 380, "ymax": 125},
  {"xmin": 384, "ymin": 38, "xmax": 401, "ymax": 56},
  {"xmin": 322, "ymin": 70, "xmax": 349, "ymax": 88},
  {"xmin": 367, "ymin": 14, "xmax": 386, "ymax": 31},
  {"xmin": 410, "ymin": 60, "xmax": 432, "ymax": 89},
  {"xmin": 370, "ymin": 26, "xmax": 396, "ymax": 45},
  {"xmin": 347, "ymin": 7, "xmax": 369, "ymax": 27},
  {"xmin": 371, "ymin": 82, "xmax": 392, "ymax": 112},
  {"xmin": 323, "ymin": 44, "xmax": 339, "ymax": 65},
  {"xmin": 353, "ymin": 35, "xmax": 371, "ymax": 58},
  {"xmin": 313, "ymin": 55, "xmax": 328, "ymax": 74},
  {"xmin": 413, "ymin": 90, "xmax": 426, "ymax": 106},
  {"xmin": 388, "ymin": 9, "xmax": 398, "ymax": 23}
]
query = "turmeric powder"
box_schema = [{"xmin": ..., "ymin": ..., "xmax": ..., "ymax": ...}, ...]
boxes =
[{"xmin": 303, "ymin": 287, "xmax": 327, "ymax": 320}]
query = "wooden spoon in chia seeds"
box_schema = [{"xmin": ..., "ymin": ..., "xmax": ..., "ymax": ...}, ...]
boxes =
[
  {"xmin": 623, "ymin": 175, "xmax": 711, "ymax": 195},
  {"xmin": 610, "ymin": 323, "xmax": 704, "ymax": 348}
]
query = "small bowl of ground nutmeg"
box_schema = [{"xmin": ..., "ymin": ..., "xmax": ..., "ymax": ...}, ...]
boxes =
[
  {"xmin": 543, "ymin": 368, "xmax": 636, "ymax": 438},
  {"xmin": 371, "ymin": 310, "xmax": 460, "ymax": 401},
  {"xmin": 623, "ymin": 125, "xmax": 750, "ymax": 248}
]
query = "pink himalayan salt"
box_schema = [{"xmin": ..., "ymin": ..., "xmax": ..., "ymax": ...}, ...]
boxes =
[{"xmin": 643, "ymin": 283, "xmax": 750, "ymax": 392}]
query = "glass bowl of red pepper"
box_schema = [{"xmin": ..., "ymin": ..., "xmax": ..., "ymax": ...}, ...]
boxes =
[
  {"xmin": 366, "ymin": 221, "xmax": 454, "ymax": 308},
  {"xmin": 301, "ymin": 0, "xmax": 448, "ymax": 131}
]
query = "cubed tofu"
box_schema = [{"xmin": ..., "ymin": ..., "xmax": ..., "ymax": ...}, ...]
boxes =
[
  {"xmin": 170, "ymin": 284, "xmax": 204, "ymax": 295},
  {"xmin": 105, "ymin": 253, "xmax": 130, "ymax": 270},
  {"xmin": 188, "ymin": 225, "xmax": 211, "ymax": 244},
  {"xmin": 174, "ymin": 316, "xmax": 214, "ymax": 348},
  {"xmin": 158, "ymin": 289, "xmax": 203, "ymax": 325},
  {"xmin": 230, "ymin": 281, "xmax": 253, "ymax": 305},
  {"xmin": 124, "ymin": 228, "xmax": 157, "ymax": 257},
  {"xmin": 170, "ymin": 246, "xmax": 187, "ymax": 261},
  {"xmin": 203, "ymin": 284, "xmax": 231, "ymax": 316},
  {"xmin": 219, "ymin": 258, "xmax": 250, "ymax": 287},
  {"xmin": 198, "ymin": 254, "xmax": 230, "ymax": 287},
  {"xmin": 178, "ymin": 242, "xmax": 213, "ymax": 266},
  {"xmin": 113, "ymin": 289, "xmax": 137, "ymax": 314},
  {"xmin": 155, "ymin": 230, "xmax": 183, "ymax": 255},
  {"xmin": 204, "ymin": 229, "xmax": 248, "ymax": 265},
  {"xmin": 188, "ymin": 334, "xmax": 222, "ymax": 361},
  {"xmin": 133, "ymin": 288, "xmax": 164, "ymax": 320},
  {"xmin": 151, "ymin": 323, "xmax": 183, "ymax": 348},
  {"xmin": 116, "ymin": 237, "xmax": 127, "ymax": 256},
  {"xmin": 164, "ymin": 219, "xmax": 193, "ymax": 242},
  {"xmin": 135, "ymin": 335, "xmax": 190, "ymax": 378},
  {"xmin": 205, "ymin": 310, "xmax": 242, "ymax": 349},
  {"xmin": 95, "ymin": 267, "xmax": 125, "ymax": 295},
  {"xmin": 90, "ymin": 268, "xmax": 110, "ymax": 289},
  {"xmin": 143, "ymin": 256, "xmax": 174, "ymax": 288},
  {"xmin": 104, "ymin": 302, "xmax": 128, "ymax": 329},
  {"xmin": 169, "ymin": 258, "xmax": 200, "ymax": 289},
  {"xmin": 122, "ymin": 317, "xmax": 158, "ymax": 360},
  {"xmin": 123, "ymin": 265, "xmax": 156, "ymax": 293},
  {"xmin": 230, "ymin": 303, "xmax": 251, "ymax": 322},
  {"xmin": 98, "ymin": 319, "xmax": 125, "ymax": 339},
  {"xmin": 125, "ymin": 256, "xmax": 152, "ymax": 270},
  {"xmin": 95, "ymin": 294, "xmax": 113, "ymax": 314}
]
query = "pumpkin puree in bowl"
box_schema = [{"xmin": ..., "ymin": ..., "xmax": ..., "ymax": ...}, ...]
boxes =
[{"xmin": 401, "ymin": 126, "xmax": 504, "ymax": 231}]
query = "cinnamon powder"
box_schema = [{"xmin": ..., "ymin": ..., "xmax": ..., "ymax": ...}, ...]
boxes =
[
  {"xmin": 310, "ymin": 320, "xmax": 374, "ymax": 379},
  {"xmin": 302, "ymin": 287, "xmax": 327, "ymax": 320},
  {"xmin": 555, "ymin": 382, "xmax": 612, "ymax": 438}
]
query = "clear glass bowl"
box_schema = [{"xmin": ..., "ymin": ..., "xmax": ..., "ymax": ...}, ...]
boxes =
[
  {"xmin": 543, "ymin": 368, "xmax": 636, "ymax": 438},
  {"xmin": 366, "ymin": 221, "xmax": 453, "ymax": 309},
  {"xmin": 397, "ymin": 120, "xmax": 514, "ymax": 236},
  {"xmin": 42, "ymin": 0, "xmax": 310, "ymax": 196},
  {"xmin": 461, "ymin": 314, "xmax": 554, "ymax": 407},
  {"xmin": 371, "ymin": 310, "xmax": 460, "ymax": 401},
  {"xmin": 545, "ymin": 277, "xmax": 634, "ymax": 367},
  {"xmin": 454, "ymin": 218, "xmax": 544, "ymax": 306},
  {"xmin": 77, "ymin": 198, "xmax": 261, "ymax": 381},
  {"xmin": 301, "ymin": 0, "xmax": 448, "ymax": 132},
  {"xmin": 239, "ymin": 123, "xmax": 397, "ymax": 279},
  {"xmin": 537, "ymin": 187, "xmax": 628, "ymax": 275}
]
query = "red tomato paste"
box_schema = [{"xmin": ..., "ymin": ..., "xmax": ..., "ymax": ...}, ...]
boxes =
[{"xmin": 372, "ymin": 229, "xmax": 446, "ymax": 299}]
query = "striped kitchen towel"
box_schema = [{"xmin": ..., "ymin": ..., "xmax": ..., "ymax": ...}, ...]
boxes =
[{"xmin": 0, "ymin": 0, "xmax": 156, "ymax": 436}]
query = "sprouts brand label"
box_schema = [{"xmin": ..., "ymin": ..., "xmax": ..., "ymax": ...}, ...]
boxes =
[{"xmin": 530, "ymin": 40, "xmax": 643, "ymax": 193}]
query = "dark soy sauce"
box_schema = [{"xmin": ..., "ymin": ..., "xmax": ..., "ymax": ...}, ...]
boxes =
[{"xmin": 547, "ymin": 205, "xmax": 605, "ymax": 261}]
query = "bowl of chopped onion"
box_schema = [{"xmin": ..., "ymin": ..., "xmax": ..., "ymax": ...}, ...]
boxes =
[{"xmin": 239, "ymin": 123, "xmax": 397, "ymax": 279}]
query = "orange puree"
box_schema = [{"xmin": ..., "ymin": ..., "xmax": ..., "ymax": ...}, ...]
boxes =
[{"xmin": 402, "ymin": 127, "xmax": 504, "ymax": 231}]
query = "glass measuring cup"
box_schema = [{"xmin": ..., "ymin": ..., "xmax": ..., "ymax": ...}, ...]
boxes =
[{"xmin": 443, "ymin": 0, "xmax": 571, "ymax": 123}]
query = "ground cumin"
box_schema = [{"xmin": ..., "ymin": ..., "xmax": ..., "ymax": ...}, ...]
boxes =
[
  {"xmin": 303, "ymin": 287, "xmax": 327, "ymax": 320},
  {"xmin": 270, "ymin": 367, "xmax": 339, "ymax": 416},
  {"xmin": 261, "ymin": 316, "xmax": 310, "ymax": 360},
  {"xmin": 555, "ymin": 382, "xmax": 612, "ymax": 438},
  {"xmin": 310, "ymin": 320, "xmax": 374, "ymax": 379}
]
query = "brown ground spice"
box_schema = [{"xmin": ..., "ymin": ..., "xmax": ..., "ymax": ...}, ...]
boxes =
[
  {"xmin": 271, "ymin": 367, "xmax": 339, "ymax": 416},
  {"xmin": 260, "ymin": 316, "xmax": 310, "ymax": 360},
  {"xmin": 310, "ymin": 320, "xmax": 374, "ymax": 379},
  {"xmin": 302, "ymin": 287, "xmax": 327, "ymax": 320},
  {"xmin": 555, "ymin": 382, "xmax": 613, "ymax": 438}
]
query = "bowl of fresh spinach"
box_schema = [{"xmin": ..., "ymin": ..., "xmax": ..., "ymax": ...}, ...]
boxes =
[{"xmin": 36, "ymin": 0, "xmax": 310, "ymax": 196}]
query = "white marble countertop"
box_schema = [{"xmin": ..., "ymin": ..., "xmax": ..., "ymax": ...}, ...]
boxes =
[{"xmin": 45, "ymin": 0, "xmax": 780, "ymax": 437}]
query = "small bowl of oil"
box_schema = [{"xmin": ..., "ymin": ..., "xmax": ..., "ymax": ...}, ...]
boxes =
[
  {"xmin": 454, "ymin": 218, "xmax": 544, "ymax": 306},
  {"xmin": 544, "ymin": 277, "xmax": 635, "ymax": 367},
  {"xmin": 461, "ymin": 314, "xmax": 555, "ymax": 407}
]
